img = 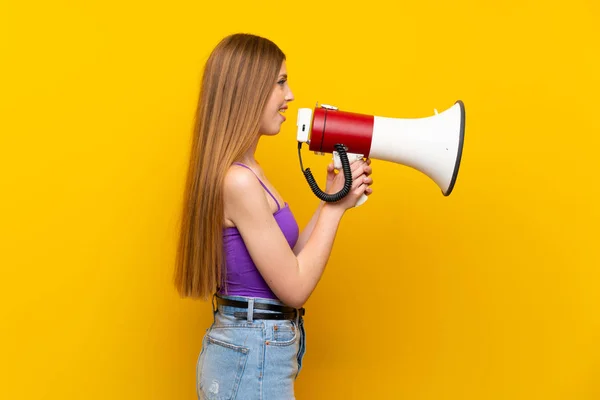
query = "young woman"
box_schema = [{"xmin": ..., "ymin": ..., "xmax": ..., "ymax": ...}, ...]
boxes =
[{"xmin": 174, "ymin": 33, "xmax": 373, "ymax": 399}]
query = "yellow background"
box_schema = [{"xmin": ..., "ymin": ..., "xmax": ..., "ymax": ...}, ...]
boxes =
[{"xmin": 1, "ymin": 0, "xmax": 599, "ymax": 399}]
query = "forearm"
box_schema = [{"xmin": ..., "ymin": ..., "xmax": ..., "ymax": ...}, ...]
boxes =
[
  {"xmin": 293, "ymin": 200, "xmax": 325, "ymax": 254},
  {"xmin": 290, "ymin": 204, "xmax": 345, "ymax": 306}
]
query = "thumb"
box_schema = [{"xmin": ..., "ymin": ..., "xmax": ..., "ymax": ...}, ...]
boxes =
[{"xmin": 326, "ymin": 162, "xmax": 335, "ymax": 176}]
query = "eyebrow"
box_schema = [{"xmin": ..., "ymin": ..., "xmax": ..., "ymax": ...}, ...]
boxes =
[{"xmin": 278, "ymin": 74, "xmax": 288, "ymax": 79}]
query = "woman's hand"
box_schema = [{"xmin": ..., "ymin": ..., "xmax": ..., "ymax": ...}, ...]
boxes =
[{"xmin": 325, "ymin": 157, "xmax": 373, "ymax": 210}]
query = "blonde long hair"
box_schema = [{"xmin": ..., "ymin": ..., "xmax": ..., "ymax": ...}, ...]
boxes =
[{"xmin": 174, "ymin": 33, "xmax": 286, "ymax": 299}]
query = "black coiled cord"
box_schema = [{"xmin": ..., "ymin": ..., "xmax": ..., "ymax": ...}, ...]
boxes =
[{"xmin": 298, "ymin": 142, "xmax": 352, "ymax": 202}]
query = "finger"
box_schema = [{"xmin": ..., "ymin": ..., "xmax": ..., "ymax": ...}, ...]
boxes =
[
  {"xmin": 350, "ymin": 174, "xmax": 364, "ymax": 190},
  {"xmin": 351, "ymin": 164, "xmax": 367, "ymax": 180},
  {"xmin": 339, "ymin": 159, "xmax": 367, "ymax": 181},
  {"xmin": 350, "ymin": 174, "xmax": 371, "ymax": 190},
  {"xmin": 349, "ymin": 158, "xmax": 367, "ymax": 171},
  {"xmin": 350, "ymin": 173, "xmax": 364, "ymax": 188},
  {"xmin": 365, "ymin": 187, "xmax": 373, "ymax": 196},
  {"xmin": 353, "ymin": 182, "xmax": 369, "ymax": 196}
]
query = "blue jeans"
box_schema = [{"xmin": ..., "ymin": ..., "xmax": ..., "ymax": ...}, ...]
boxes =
[{"xmin": 196, "ymin": 295, "xmax": 307, "ymax": 400}]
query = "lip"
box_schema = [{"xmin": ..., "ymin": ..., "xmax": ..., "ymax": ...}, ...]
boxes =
[{"xmin": 279, "ymin": 105, "xmax": 287, "ymax": 121}]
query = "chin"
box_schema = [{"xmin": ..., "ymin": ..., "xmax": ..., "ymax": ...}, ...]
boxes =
[
  {"xmin": 260, "ymin": 124, "xmax": 283, "ymax": 136},
  {"xmin": 262, "ymin": 130, "xmax": 280, "ymax": 136}
]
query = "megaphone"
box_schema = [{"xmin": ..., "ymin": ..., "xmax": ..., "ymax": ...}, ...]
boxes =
[{"xmin": 296, "ymin": 100, "xmax": 465, "ymax": 206}]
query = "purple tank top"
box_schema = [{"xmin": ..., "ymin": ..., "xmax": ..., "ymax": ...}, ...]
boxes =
[{"xmin": 219, "ymin": 163, "xmax": 299, "ymax": 300}]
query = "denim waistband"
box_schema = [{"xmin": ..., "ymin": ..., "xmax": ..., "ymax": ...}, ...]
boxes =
[{"xmin": 213, "ymin": 294, "xmax": 304, "ymax": 325}]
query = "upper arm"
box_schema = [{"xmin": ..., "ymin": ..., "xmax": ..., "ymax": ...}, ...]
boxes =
[{"xmin": 223, "ymin": 167, "xmax": 299, "ymax": 302}]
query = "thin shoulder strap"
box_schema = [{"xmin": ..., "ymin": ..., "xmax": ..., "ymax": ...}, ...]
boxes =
[{"xmin": 233, "ymin": 162, "xmax": 281, "ymax": 211}]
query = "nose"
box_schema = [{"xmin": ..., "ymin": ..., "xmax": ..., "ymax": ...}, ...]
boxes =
[{"xmin": 285, "ymin": 87, "xmax": 294, "ymax": 102}]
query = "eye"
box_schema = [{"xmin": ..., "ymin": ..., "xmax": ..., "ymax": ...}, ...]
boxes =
[{"xmin": 277, "ymin": 78, "xmax": 287, "ymax": 86}]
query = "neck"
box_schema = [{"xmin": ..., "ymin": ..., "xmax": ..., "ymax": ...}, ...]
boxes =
[{"xmin": 237, "ymin": 138, "xmax": 260, "ymax": 167}]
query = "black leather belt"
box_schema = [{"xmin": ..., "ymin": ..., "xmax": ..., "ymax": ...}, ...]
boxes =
[{"xmin": 216, "ymin": 295, "xmax": 305, "ymax": 320}]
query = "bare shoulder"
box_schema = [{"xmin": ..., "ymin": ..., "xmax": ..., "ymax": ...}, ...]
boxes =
[
  {"xmin": 223, "ymin": 165, "xmax": 260, "ymax": 195},
  {"xmin": 223, "ymin": 165, "xmax": 270, "ymax": 224}
]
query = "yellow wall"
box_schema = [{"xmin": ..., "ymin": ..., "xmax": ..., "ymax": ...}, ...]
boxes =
[{"xmin": 1, "ymin": 0, "xmax": 599, "ymax": 399}]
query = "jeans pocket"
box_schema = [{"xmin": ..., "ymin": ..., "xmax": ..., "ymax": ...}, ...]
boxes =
[
  {"xmin": 197, "ymin": 334, "xmax": 249, "ymax": 400},
  {"xmin": 269, "ymin": 321, "xmax": 298, "ymax": 346}
]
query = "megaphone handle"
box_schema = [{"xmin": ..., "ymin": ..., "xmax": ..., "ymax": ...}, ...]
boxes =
[
  {"xmin": 354, "ymin": 193, "xmax": 368, "ymax": 207},
  {"xmin": 333, "ymin": 151, "xmax": 368, "ymax": 207}
]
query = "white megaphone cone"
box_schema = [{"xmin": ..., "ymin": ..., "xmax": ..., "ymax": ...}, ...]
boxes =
[{"xmin": 296, "ymin": 100, "xmax": 465, "ymax": 206}]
